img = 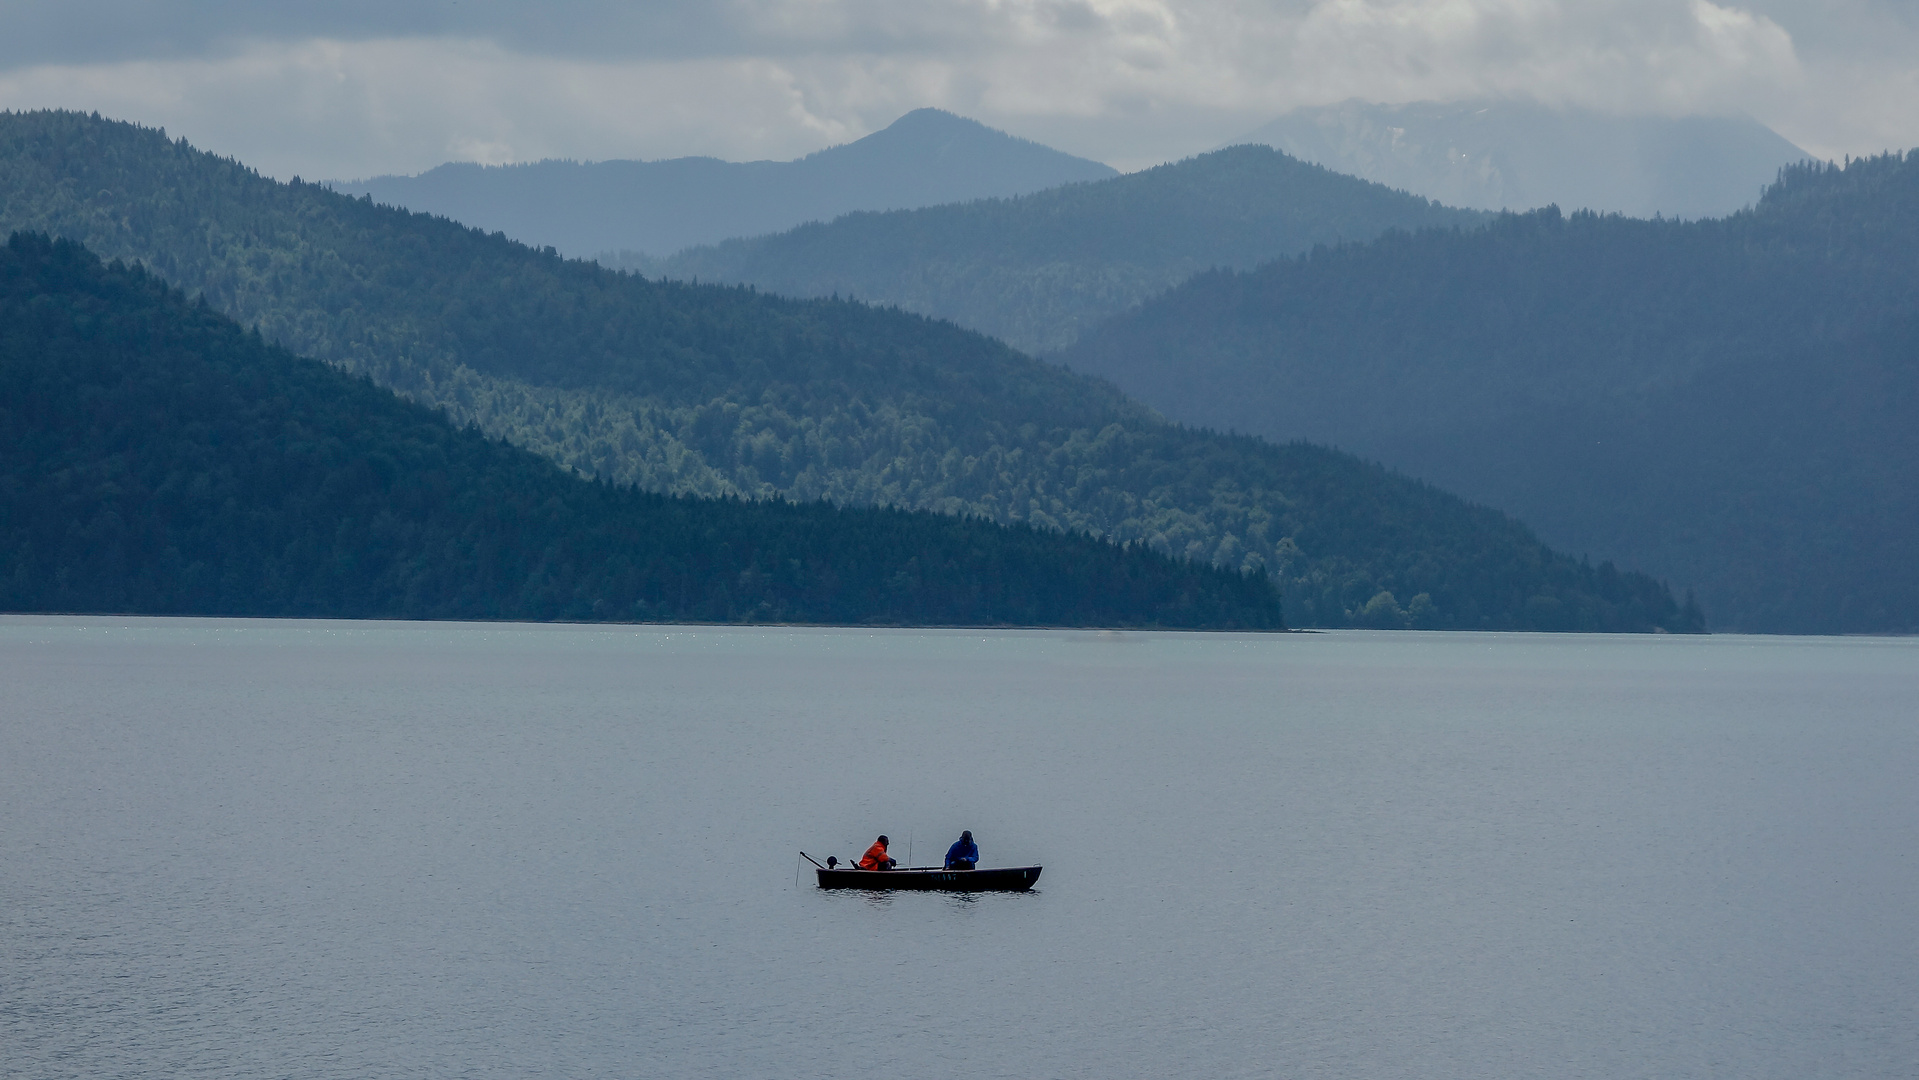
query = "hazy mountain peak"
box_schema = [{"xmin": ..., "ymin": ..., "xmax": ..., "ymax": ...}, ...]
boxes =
[
  {"xmin": 853, "ymin": 108, "xmax": 1095, "ymax": 165},
  {"xmin": 1231, "ymin": 98, "xmax": 1809, "ymax": 220},
  {"xmin": 807, "ymin": 107, "xmax": 1024, "ymax": 162},
  {"xmin": 328, "ymin": 109, "xmax": 1114, "ymax": 258},
  {"xmin": 646, "ymin": 138, "xmax": 1483, "ymax": 354}
]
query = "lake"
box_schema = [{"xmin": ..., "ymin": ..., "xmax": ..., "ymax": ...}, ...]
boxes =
[{"xmin": 3, "ymin": 618, "xmax": 1915, "ymax": 1079}]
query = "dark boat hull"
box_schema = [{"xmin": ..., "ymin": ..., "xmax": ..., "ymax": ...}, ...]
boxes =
[{"xmin": 815, "ymin": 865, "xmax": 1042, "ymax": 891}]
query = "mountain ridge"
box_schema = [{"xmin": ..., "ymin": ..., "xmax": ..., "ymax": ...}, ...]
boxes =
[
  {"xmin": 0, "ymin": 109, "xmax": 1699, "ymax": 632},
  {"xmin": 1059, "ymin": 153, "xmax": 1919, "ymax": 632},
  {"xmin": 638, "ymin": 144, "xmax": 1488, "ymax": 354},
  {"xmin": 328, "ymin": 109, "xmax": 1118, "ymax": 258}
]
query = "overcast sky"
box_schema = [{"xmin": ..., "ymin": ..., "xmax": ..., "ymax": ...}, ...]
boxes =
[{"xmin": 2, "ymin": 1, "xmax": 1913, "ymax": 178}]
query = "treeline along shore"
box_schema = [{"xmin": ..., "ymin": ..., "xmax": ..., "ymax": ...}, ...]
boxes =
[
  {"xmin": 0, "ymin": 233, "xmax": 1283, "ymax": 628},
  {"xmin": 0, "ymin": 111, "xmax": 1701, "ymax": 632}
]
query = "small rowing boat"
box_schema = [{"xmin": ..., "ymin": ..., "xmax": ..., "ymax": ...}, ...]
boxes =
[{"xmin": 802, "ymin": 853, "xmax": 1041, "ymax": 891}]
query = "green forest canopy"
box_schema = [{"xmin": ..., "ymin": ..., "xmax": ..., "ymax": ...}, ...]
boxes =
[
  {"xmin": 0, "ymin": 232, "xmax": 1284, "ymax": 627},
  {"xmin": 0, "ymin": 110, "xmax": 1695, "ymax": 632}
]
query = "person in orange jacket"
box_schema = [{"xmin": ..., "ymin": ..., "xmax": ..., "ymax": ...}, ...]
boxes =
[{"xmin": 858, "ymin": 835, "xmax": 896, "ymax": 870}]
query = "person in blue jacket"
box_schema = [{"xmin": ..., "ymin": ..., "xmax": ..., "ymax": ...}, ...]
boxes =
[{"xmin": 944, "ymin": 830, "xmax": 979, "ymax": 871}]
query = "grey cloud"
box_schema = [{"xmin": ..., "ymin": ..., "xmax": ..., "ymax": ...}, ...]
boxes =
[
  {"xmin": 0, "ymin": 1, "xmax": 1911, "ymax": 177},
  {"xmin": 0, "ymin": 0, "xmax": 1190, "ymax": 69},
  {"xmin": 0, "ymin": 1, "xmax": 744, "ymax": 68},
  {"xmin": 1742, "ymin": 0, "xmax": 1917, "ymax": 51}
]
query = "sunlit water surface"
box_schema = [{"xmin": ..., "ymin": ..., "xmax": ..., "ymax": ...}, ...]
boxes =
[{"xmin": 3, "ymin": 618, "xmax": 1915, "ymax": 1079}]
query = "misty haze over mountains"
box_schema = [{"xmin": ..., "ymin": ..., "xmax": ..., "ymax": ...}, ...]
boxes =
[
  {"xmin": 643, "ymin": 145, "xmax": 1484, "ymax": 354},
  {"xmin": 1234, "ymin": 99, "xmax": 1810, "ymax": 220},
  {"xmin": 9, "ymin": 99, "xmax": 1916, "ymax": 634},
  {"xmin": 1, "ymin": 110, "xmax": 1697, "ymax": 633},
  {"xmin": 328, "ymin": 109, "xmax": 1116, "ymax": 258},
  {"xmin": 332, "ymin": 102, "xmax": 1812, "ymax": 272},
  {"xmin": 1059, "ymin": 154, "xmax": 1919, "ymax": 633}
]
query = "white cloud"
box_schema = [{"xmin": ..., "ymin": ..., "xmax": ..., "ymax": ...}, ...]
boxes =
[
  {"xmin": 0, "ymin": 1, "xmax": 1907, "ymax": 175},
  {"xmin": 0, "ymin": 40, "xmax": 874, "ymax": 179}
]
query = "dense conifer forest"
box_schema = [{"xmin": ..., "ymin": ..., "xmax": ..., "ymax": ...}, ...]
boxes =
[
  {"xmin": 0, "ymin": 233, "xmax": 1284, "ymax": 626},
  {"xmin": 1061, "ymin": 153, "xmax": 1919, "ymax": 632},
  {"xmin": 0, "ymin": 110, "xmax": 1696, "ymax": 632},
  {"xmin": 631, "ymin": 144, "xmax": 1485, "ymax": 353}
]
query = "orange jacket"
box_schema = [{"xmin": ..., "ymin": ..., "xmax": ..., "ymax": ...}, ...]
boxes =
[{"xmin": 859, "ymin": 841, "xmax": 892, "ymax": 870}]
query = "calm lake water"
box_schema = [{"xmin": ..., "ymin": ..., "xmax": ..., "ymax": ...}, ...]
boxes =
[{"xmin": 3, "ymin": 617, "xmax": 1915, "ymax": 1079}]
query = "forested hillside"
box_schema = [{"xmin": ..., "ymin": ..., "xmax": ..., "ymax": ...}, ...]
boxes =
[
  {"xmin": 0, "ymin": 233, "xmax": 1281, "ymax": 627},
  {"xmin": 635, "ymin": 144, "xmax": 1485, "ymax": 353},
  {"xmin": 332, "ymin": 109, "xmax": 1116, "ymax": 258},
  {"xmin": 0, "ymin": 110, "xmax": 1696, "ymax": 632},
  {"xmin": 1061, "ymin": 153, "xmax": 1919, "ymax": 632}
]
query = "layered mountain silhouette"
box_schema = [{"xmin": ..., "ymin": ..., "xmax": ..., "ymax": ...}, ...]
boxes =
[
  {"xmin": 1060, "ymin": 154, "xmax": 1919, "ymax": 633},
  {"xmin": 0, "ymin": 110, "xmax": 1697, "ymax": 632},
  {"xmin": 328, "ymin": 109, "xmax": 1117, "ymax": 258},
  {"xmin": 1234, "ymin": 99, "xmax": 1809, "ymax": 220},
  {"xmin": 645, "ymin": 144, "xmax": 1485, "ymax": 353},
  {"xmin": 0, "ymin": 232, "xmax": 1283, "ymax": 627}
]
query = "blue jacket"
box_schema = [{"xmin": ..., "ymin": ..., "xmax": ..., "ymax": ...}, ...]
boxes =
[{"xmin": 944, "ymin": 836, "xmax": 979, "ymax": 868}]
